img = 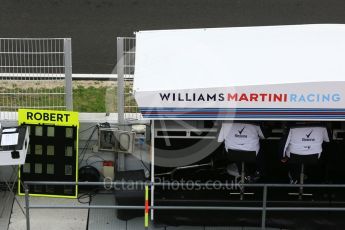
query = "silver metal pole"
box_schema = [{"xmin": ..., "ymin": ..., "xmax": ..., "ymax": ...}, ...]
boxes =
[
  {"xmin": 25, "ymin": 187, "xmax": 30, "ymax": 230},
  {"xmin": 240, "ymin": 161, "xmax": 245, "ymax": 200},
  {"xmin": 22, "ymin": 181, "xmax": 345, "ymax": 188},
  {"xmin": 299, "ymin": 164, "xmax": 304, "ymax": 200},
  {"xmin": 150, "ymin": 120, "xmax": 155, "ymax": 221},
  {"xmin": 116, "ymin": 37, "xmax": 125, "ymax": 171},
  {"xmin": 117, "ymin": 37, "xmax": 124, "ymax": 124},
  {"xmin": 116, "ymin": 38, "xmax": 126, "ymax": 171},
  {"xmin": 64, "ymin": 38, "xmax": 73, "ymax": 111},
  {"xmin": 27, "ymin": 205, "xmax": 263, "ymax": 211},
  {"xmin": 261, "ymin": 185, "xmax": 267, "ymax": 230}
]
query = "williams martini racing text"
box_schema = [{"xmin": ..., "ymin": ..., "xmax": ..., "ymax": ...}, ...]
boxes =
[{"xmin": 159, "ymin": 92, "xmax": 341, "ymax": 103}]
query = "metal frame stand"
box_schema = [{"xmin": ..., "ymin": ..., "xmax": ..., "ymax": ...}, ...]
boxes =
[
  {"xmin": 230, "ymin": 162, "xmax": 254, "ymax": 200},
  {"xmin": 289, "ymin": 163, "xmax": 313, "ymax": 199},
  {"xmin": 0, "ymin": 166, "xmax": 25, "ymax": 217}
]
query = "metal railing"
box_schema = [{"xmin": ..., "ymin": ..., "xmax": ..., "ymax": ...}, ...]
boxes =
[
  {"xmin": 22, "ymin": 181, "xmax": 345, "ymax": 230},
  {"xmin": 117, "ymin": 37, "xmax": 141, "ymax": 123},
  {"xmin": 0, "ymin": 38, "xmax": 73, "ymax": 120}
]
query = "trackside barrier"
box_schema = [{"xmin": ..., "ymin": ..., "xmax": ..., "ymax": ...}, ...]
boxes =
[
  {"xmin": 23, "ymin": 181, "xmax": 345, "ymax": 230},
  {"xmin": 0, "ymin": 38, "xmax": 73, "ymax": 118}
]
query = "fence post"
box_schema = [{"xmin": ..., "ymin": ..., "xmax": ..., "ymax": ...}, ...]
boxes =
[
  {"xmin": 116, "ymin": 37, "xmax": 126, "ymax": 171},
  {"xmin": 64, "ymin": 38, "xmax": 73, "ymax": 111},
  {"xmin": 117, "ymin": 37, "xmax": 125, "ymax": 125},
  {"xmin": 261, "ymin": 185, "xmax": 267, "ymax": 229},
  {"xmin": 25, "ymin": 186, "xmax": 31, "ymax": 230}
]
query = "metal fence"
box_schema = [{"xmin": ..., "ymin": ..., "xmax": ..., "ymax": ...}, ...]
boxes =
[
  {"xmin": 0, "ymin": 37, "xmax": 140, "ymax": 119},
  {"xmin": 117, "ymin": 37, "xmax": 141, "ymax": 123},
  {"xmin": 22, "ymin": 181, "xmax": 345, "ymax": 230},
  {"xmin": 0, "ymin": 38, "xmax": 73, "ymax": 120}
]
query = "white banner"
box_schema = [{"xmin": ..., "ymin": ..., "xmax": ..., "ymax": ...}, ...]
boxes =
[{"xmin": 135, "ymin": 82, "xmax": 345, "ymax": 120}]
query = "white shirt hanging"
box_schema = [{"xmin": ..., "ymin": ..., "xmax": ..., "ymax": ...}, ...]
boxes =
[
  {"xmin": 283, "ymin": 127, "xmax": 330, "ymax": 158},
  {"xmin": 218, "ymin": 123, "xmax": 265, "ymax": 154}
]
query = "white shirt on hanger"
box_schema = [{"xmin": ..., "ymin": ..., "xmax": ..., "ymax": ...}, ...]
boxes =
[
  {"xmin": 218, "ymin": 122, "xmax": 265, "ymax": 154},
  {"xmin": 283, "ymin": 126, "xmax": 330, "ymax": 158}
]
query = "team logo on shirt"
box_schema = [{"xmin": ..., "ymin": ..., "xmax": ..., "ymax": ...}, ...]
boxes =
[
  {"xmin": 306, "ymin": 130, "xmax": 313, "ymax": 138},
  {"xmin": 235, "ymin": 126, "xmax": 247, "ymax": 138},
  {"xmin": 302, "ymin": 130, "xmax": 315, "ymax": 141},
  {"xmin": 238, "ymin": 127, "xmax": 245, "ymax": 134}
]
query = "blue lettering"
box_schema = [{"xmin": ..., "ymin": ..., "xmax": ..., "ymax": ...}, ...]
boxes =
[
  {"xmin": 306, "ymin": 94, "xmax": 315, "ymax": 102},
  {"xmin": 289, "ymin": 93, "xmax": 341, "ymax": 103},
  {"xmin": 332, "ymin": 93, "xmax": 341, "ymax": 102},
  {"xmin": 290, "ymin": 94, "xmax": 297, "ymax": 102},
  {"xmin": 316, "ymin": 94, "xmax": 320, "ymax": 102},
  {"xmin": 298, "ymin": 95, "xmax": 306, "ymax": 102},
  {"xmin": 322, "ymin": 94, "xmax": 330, "ymax": 102}
]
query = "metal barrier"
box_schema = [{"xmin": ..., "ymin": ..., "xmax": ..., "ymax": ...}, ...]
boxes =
[
  {"xmin": 22, "ymin": 181, "xmax": 345, "ymax": 230},
  {"xmin": 117, "ymin": 37, "xmax": 140, "ymax": 123},
  {"xmin": 0, "ymin": 38, "xmax": 73, "ymax": 120}
]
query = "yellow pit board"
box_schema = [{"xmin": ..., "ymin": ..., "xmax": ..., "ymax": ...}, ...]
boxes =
[
  {"xmin": 18, "ymin": 109, "xmax": 79, "ymax": 198},
  {"xmin": 18, "ymin": 109, "xmax": 79, "ymax": 127}
]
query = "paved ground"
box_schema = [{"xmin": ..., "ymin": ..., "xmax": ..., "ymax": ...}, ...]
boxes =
[
  {"xmin": 9, "ymin": 196, "xmax": 88, "ymax": 230},
  {"xmin": 0, "ymin": 191, "xmax": 13, "ymax": 230},
  {"xmin": 3, "ymin": 193, "xmax": 279, "ymax": 230},
  {"xmin": 88, "ymin": 194, "xmax": 279, "ymax": 230},
  {"xmin": 1, "ymin": 0, "xmax": 345, "ymax": 73}
]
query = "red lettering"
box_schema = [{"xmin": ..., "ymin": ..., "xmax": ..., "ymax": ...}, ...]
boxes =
[
  {"xmin": 239, "ymin": 93, "xmax": 249, "ymax": 101},
  {"xmin": 283, "ymin": 94, "xmax": 287, "ymax": 102},
  {"xmin": 224, "ymin": 92, "xmax": 287, "ymax": 102},
  {"xmin": 273, "ymin": 94, "xmax": 283, "ymax": 102},
  {"xmin": 250, "ymin": 94, "xmax": 258, "ymax": 101},
  {"xmin": 227, "ymin": 93, "xmax": 238, "ymax": 101},
  {"xmin": 259, "ymin": 93, "xmax": 267, "ymax": 101}
]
